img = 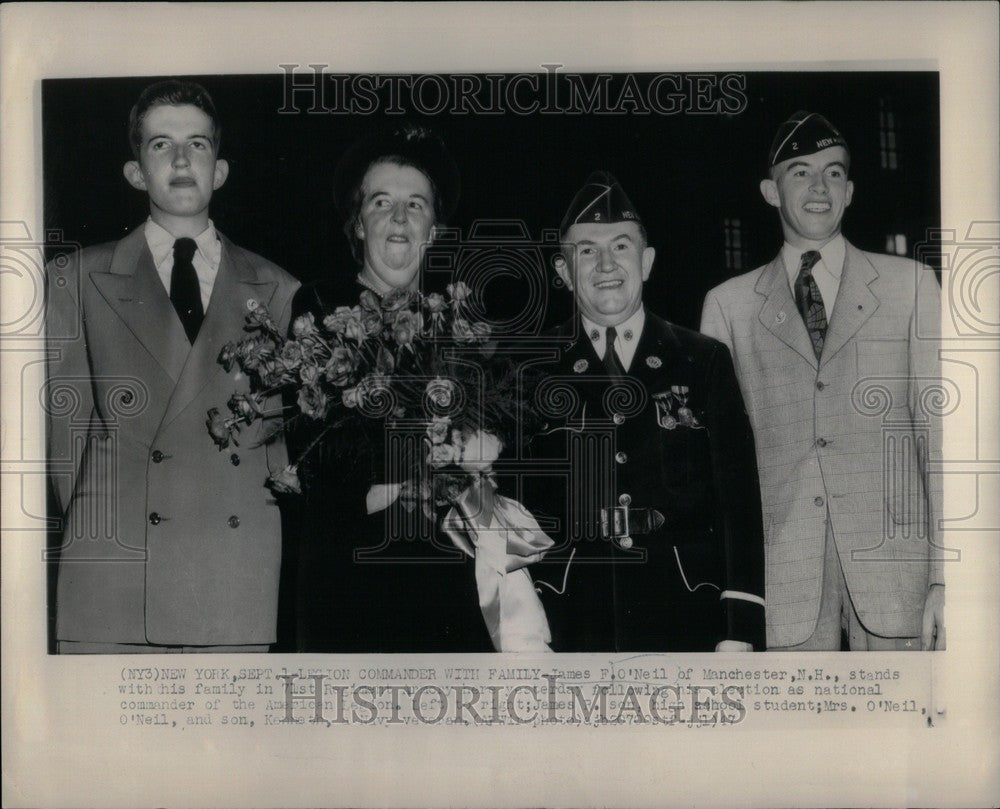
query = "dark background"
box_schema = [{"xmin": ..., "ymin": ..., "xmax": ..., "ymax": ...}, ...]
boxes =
[
  {"xmin": 43, "ymin": 71, "xmax": 940, "ymax": 332},
  {"xmin": 43, "ymin": 72, "xmax": 940, "ymax": 650}
]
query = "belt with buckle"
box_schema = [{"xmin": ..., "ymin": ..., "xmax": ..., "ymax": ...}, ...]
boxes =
[{"xmin": 600, "ymin": 505, "xmax": 666, "ymax": 549}]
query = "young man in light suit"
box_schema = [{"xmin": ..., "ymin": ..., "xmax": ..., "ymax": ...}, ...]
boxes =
[
  {"xmin": 701, "ymin": 111, "xmax": 944, "ymax": 651},
  {"xmin": 46, "ymin": 80, "xmax": 300, "ymax": 652}
]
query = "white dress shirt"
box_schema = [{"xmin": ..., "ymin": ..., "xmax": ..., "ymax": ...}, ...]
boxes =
[
  {"xmin": 144, "ymin": 218, "xmax": 222, "ymax": 311},
  {"xmin": 582, "ymin": 307, "xmax": 646, "ymax": 372},
  {"xmin": 782, "ymin": 233, "xmax": 845, "ymax": 315}
]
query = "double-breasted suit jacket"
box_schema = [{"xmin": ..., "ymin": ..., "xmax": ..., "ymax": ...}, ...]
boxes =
[
  {"xmin": 701, "ymin": 240, "xmax": 943, "ymax": 648},
  {"xmin": 46, "ymin": 226, "xmax": 300, "ymax": 646},
  {"xmin": 526, "ymin": 312, "xmax": 766, "ymax": 652}
]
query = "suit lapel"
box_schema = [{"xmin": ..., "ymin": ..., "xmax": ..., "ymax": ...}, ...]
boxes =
[
  {"xmin": 820, "ymin": 240, "xmax": 879, "ymax": 367},
  {"xmin": 160, "ymin": 234, "xmax": 278, "ymax": 429},
  {"xmin": 627, "ymin": 313, "xmax": 674, "ymax": 388},
  {"xmin": 755, "ymin": 254, "xmax": 818, "ymax": 370},
  {"xmin": 554, "ymin": 320, "xmax": 603, "ymax": 423},
  {"xmin": 89, "ymin": 227, "xmax": 189, "ymax": 383}
]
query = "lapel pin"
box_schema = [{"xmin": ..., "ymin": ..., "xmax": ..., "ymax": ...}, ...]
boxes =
[
  {"xmin": 573, "ymin": 359, "xmax": 589, "ymax": 373},
  {"xmin": 775, "ymin": 311, "xmax": 786, "ymax": 324},
  {"xmin": 246, "ymin": 299, "xmax": 259, "ymax": 310}
]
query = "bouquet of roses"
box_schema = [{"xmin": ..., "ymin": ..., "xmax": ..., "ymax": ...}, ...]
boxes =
[
  {"xmin": 207, "ymin": 281, "xmax": 530, "ymax": 504},
  {"xmin": 208, "ymin": 279, "xmax": 554, "ymax": 651}
]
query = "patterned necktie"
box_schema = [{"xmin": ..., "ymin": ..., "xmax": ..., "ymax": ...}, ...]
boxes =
[
  {"xmin": 603, "ymin": 326, "xmax": 626, "ymax": 377},
  {"xmin": 794, "ymin": 250, "xmax": 827, "ymax": 358},
  {"xmin": 170, "ymin": 237, "xmax": 204, "ymax": 344}
]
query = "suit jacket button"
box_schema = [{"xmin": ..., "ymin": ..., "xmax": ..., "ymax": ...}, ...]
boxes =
[
  {"xmin": 619, "ymin": 536, "xmax": 633, "ymax": 550},
  {"xmin": 615, "ymin": 451, "xmax": 628, "ymax": 464},
  {"xmin": 619, "ymin": 493, "xmax": 632, "ymax": 506},
  {"xmin": 230, "ymin": 453, "xmax": 240, "ymax": 466},
  {"xmin": 816, "ymin": 438, "xmax": 828, "ymax": 447},
  {"xmin": 151, "ymin": 450, "xmax": 164, "ymax": 463},
  {"xmin": 816, "ymin": 381, "xmax": 826, "ymax": 390},
  {"xmin": 814, "ymin": 496, "xmax": 825, "ymax": 507},
  {"xmin": 228, "ymin": 515, "xmax": 240, "ymax": 529},
  {"xmin": 148, "ymin": 512, "xmax": 161, "ymax": 525},
  {"xmin": 613, "ymin": 413, "xmax": 625, "ymax": 425}
]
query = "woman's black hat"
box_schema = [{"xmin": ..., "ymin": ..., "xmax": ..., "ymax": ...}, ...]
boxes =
[{"xmin": 333, "ymin": 121, "xmax": 461, "ymax": 221}]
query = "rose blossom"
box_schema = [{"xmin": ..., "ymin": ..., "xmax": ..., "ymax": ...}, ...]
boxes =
[
  {"xmin": 361, "ymin": 308, "xmax": 382, "ymax": 337},
  {"xmin": 323, "ymin": 306, "xmax": 362, "ymax": 339},
  {"xmin": 324, "ymin": 346, "xmax": 359, "ymax": 387},
  {"xmin": 471, "ymin": 322, "xmax": 492, "ymax": 343},
  {"xmin": 297, "ymin": 384, "xmax": 329, "ymax": 419},
  {"xmin": 299, "ymin": 364, "xmax": 319, "ymax": 385},
  {"xmin": 426, "ymin": 415, "xmax": 451, "ymax": 445},
  {"xmin": 342, "ymin": 386, "xmax": 360, "ymax": 408},
  {"xmin": 451, "ymin": 317, "xmax": 475, "ymax": 343},
  {"xmin": 425, "ymin": 377, "xmax": 456, "ymax": 409},
  {"xmin": 425, "ymin": 292, "xmax": 447, "ymax": 314},
  {"xmin": 392, "ymin": 310, "xmax": 423, "ymax": 348},
  {"xmin": 447, "ymin": 281, "xmax": 471, "ymax": 303},
  {"xmin": 291, "ymin": 312, "xmax": 318, "ymax": 339},
  {"xmin": 227, "ymin": 393, "xmax": 260, "ymax": 424},
  {"xmin": 279, "ymin": 340, "xmax": 305, "ymax": 372},
  {"xmin": 206, "ymin": 407, "xmax": 235, "ymax": 449},
  {"xmin": 218, "ymin": 342, "xmax": 237, "ymax": 372},
  {"xmin": 247, "ymin": 302, "xmax": 277, "ymax": 332},
  {"xmin": 427, "ymin": 442, "xmax": 458, "ymax": 468}
]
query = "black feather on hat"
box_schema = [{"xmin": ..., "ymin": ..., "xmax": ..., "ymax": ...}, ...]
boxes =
[{"xmin": 333, "ymin": 121, "xmax": 461, "ymax": 221}]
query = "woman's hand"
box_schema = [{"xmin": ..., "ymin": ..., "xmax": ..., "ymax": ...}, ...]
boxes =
[
  {"xmin": 457, "ymin": 430, "xmax": 503, "ymax": 474},
  {"xmin": 366, "ymin": 482, "xmax": 402, "ymax": 514}
]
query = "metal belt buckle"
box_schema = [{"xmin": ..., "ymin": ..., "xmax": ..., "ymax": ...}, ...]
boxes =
[{"xmin": 600, "ymin": 506, "xmax": 633, "ymax": 549}]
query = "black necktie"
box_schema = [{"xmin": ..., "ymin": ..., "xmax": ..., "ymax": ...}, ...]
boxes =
[
  {"xmin": 603, "ymin": 326, "xmax": 626, "ymax": 377},
  {"xmin": 170, "ymin": 237, "xmax": 203, "ymax": 344},
  {"xmin": 793, "ymin": 250, "xmax": 827, "ymax": 358}
]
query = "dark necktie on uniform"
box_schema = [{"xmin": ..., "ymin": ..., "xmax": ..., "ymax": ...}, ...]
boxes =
[
  {"xmin": 603, "ymin": 326, "xmax": 627, "ymax": 377},
  {"xmin": 170, "ymin": 237, "xmax": 203, "ymax": 344},
  {"xmin": 794, "ymin": 250, "xmax": 827, "ymax": 358}
]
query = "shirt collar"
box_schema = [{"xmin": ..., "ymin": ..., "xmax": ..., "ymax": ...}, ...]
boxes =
[
  {"xmin": 582, "ymin": 306, "xmax": 646, "ymax": 346},
  {"xmin": 782, "ymin": 233, "xmax": 845, "ymax": 285},
  {"xmin": 144, "ymin": 218, "xmax": 221, "ymax": 270}
]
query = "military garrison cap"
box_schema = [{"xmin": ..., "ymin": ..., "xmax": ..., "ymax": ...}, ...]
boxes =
[
  {"xmin": 768, "ymin": 111, "xmax": 849, "ymax": 167},
  {"xmin": 559, "ymin": 170, "xmax": 642, "ymax": 236}
]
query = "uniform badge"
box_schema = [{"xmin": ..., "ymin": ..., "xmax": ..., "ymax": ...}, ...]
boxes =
[
  {"xmin": 645, "ymin": 356, "xmax": 662, "ymax": 369},
  {"xmin": 573, "ymin": 359, "xmax": 589, "ymax": 373},
  {"xmin": 653, "ymin": 386, "xmax": 701, "ymax": 430}
]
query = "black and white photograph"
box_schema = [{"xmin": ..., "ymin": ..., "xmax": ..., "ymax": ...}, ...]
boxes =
[
  {"xmin": 2, "ymin": 3, "xmax": 998, "ymax": 808},
  {"xmin": 41, "ymin": 70, "xmax": 943, "ymax": 655}
]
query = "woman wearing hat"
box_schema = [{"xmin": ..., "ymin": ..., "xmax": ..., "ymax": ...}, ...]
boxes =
[{"xmin": 285, "ymin": 122, "xmax": 493, "ymax": 653}]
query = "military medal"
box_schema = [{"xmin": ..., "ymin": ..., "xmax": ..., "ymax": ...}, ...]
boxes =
[
  {"xmin": 653, "ymin": 392, "xmax": 677, "ymax": 429},
  {"xmin": 671, "ymin": 385, "xmax": 700, "ymax": 427}
]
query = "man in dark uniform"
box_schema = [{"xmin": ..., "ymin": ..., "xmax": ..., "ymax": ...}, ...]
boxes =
[{"xmin": 527, "ymin": 171, "xmax": 766, "ymax": 652}]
